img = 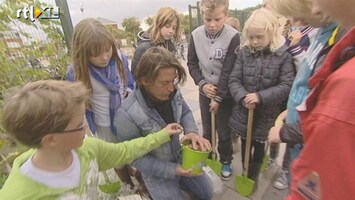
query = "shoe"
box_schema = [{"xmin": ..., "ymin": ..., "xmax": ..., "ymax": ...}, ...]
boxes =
[
  {"xmin": 273, "ymin": 170, "xmax": 288, "ymax": 190},
  {"xmin": 221, "ymin": 163, "xmax": 232, "ymax": 180}
]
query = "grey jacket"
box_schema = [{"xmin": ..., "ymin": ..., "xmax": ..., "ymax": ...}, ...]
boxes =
[
  {"xmin": 114, "ymin": 87, "xmax": 198, "ymax": 179},
  {"xmin": 131, "ymin": 31, "xmax": 176, "ymax": 76},
  {"xmin": 187, "ymin": 25, "xmax": 240, "ymax": 102},
  {"xmin": 229, "ymin": 45, "xmax": 295, "ymax": 141}
]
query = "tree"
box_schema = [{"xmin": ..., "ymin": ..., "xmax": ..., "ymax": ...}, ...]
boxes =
[
  {"xmin": 0, "ymin": 0, "xmax": 69, "ymax": 91},
  {"xmin": 179, "ymin": 14, "xmax": 190, "ymax": 36},
  {"xmin": 106, "ymin": 26, "xmax": 127, "ymax": 41},
  {"xmin": 145, "ymin": 16, "xmax": 154, "ymax": 27},
  {"xmin": 229, "ymin": 4, "xmax": 262, "ymax": 29},
  {"xmin": 122, "ymin": 17, "xmax": 142, "ymax": 43},
  {"xmin": 0, "ymin": 0, "xmax": 70, "ymax": 186}
]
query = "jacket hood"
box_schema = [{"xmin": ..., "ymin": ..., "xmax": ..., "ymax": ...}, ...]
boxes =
[{"xmin": 137, "ymin": 31, "xmax": 151, "ymax": 44}]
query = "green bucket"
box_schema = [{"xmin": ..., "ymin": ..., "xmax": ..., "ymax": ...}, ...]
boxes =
[{"xmin": 182, "ymin": 144, "xmax": 211, "ymax": 174}]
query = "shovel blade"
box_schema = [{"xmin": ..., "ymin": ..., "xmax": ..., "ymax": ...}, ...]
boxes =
[
  {"xmin": 261, "ymin": 154, "xmax": 270, "ymax": 173},
  {"xmin": 98, "ymin": 182, "xmax": 121, "ymax": 194},
  {"xmin": 205, "ymin": 159, "xmax": 222, "ymax": 176},
  {"xmin": 235, "ymin": 175, "xmax": 255, "ymax": 196}
]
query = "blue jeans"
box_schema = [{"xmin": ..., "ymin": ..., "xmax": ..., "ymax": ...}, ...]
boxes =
[{"xmin": 143, "ymin": 173, "xmax": 213, "ymax": 200}]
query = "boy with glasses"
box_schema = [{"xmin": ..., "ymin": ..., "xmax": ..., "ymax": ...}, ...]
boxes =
[{"xmin": 0, "ymin": 80, "xmax": 184, "ymax": 199}]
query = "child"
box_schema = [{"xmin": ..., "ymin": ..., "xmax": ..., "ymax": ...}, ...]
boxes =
[
  {"xmin": 272, "ymin": 19, "xmax": 318, "ymax": 190},
  {"xmin": 228, "ymin": 8, "xmax": 295, "ymax": 185},
  {"xmin": 284, "ymin": 0, "xmax": 355, "ymax": 199},
  {"xmin": 225, "ymin": 16, "xmax": 241, "ymax": 154},
  {"xmin": 67, "ymin": 18, "xmax": 134, "ymax": 141},
  {"xmin": 187, "ymin": 0, "xmax": 240, "ymax": 180},
  {"xmin": 225, "ymin": 16, "xmax": 241, "ymax": 32},
  {"xmin": 131, "ymin": 7, "xmax": 181, "ymax": 75},
  {"xmin": 268, "ymin": 0, "xmax": 346, "ymax": 191},
  {"xmin": 0, "ymin": 80, "xmax": 184, "ymax": 199},
  {"xmin": 266, "ymin": 0, "xmax": 320, "ymax": 190},
  {"xmin": 66, "ymin": 18, "xmax": 135, "ymax": 187}
]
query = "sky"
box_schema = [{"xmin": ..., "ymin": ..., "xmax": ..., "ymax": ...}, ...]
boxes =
[{"xmin": 67, "ymin": 0, "xmax": 263, "ymax": 27}]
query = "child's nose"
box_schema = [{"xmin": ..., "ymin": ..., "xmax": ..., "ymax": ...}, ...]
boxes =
[{"xmin": 102, "ymin": 53, "xmax": 109, "ymax": 60}]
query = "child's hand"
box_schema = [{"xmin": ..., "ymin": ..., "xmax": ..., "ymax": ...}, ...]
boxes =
[
  {"xmin": 268, "ymin": 125, "xmax": 282, "ymax": 143},
  {"xmin": 209, "ymin": 100, "xmax": 220, "ymax": 113},
  {"xmin": 244, "ymin": 93, "xmax": 260, "ymax": 105},
  {"xmin": 202, "ymin": 84, "xmax": 217, "ymax": 99},
  {"xmin": 288, "ymin": 30, "xmax": 302, "ymax": 46},
  {"xmin": 165, "ymin": 123, "xmax": 184, "ymax": 136},
  {"xmin": 275, "ymin": 110, "xmax": 287, "ymax": 126}
]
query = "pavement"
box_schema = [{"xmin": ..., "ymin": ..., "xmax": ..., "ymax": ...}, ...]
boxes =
[{"xmin": 178, "ymin": 57, "xmax": 289, "ymax": 200}]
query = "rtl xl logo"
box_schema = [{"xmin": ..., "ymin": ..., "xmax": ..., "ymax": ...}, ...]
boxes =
[{"xmin": 16, "ymin": 6, "xmax": 60, "ymax": 22}]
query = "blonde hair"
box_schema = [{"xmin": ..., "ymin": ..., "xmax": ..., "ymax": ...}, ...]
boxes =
[
  {"xmin": 71, "ymin": 18, "xmax": 127, "ymax": 92},
  {"xmin": 2, "ymin": 80, "xmax": 90, "ymax": 148},
  {"xmin": 242, "ymin": 8, "xmax": 285, "ymax": 52},
  {"xmin": 269, "ymin": 0, "xmax": 325, "ymax": 23},
  {"xmin": 200, "ymin": 0, "xmax": 229, "ymax": 15},
  {"xmin": 225, "ymin": 17, "xmax": 241, "ymax": 31},
  {"xmin": 135, "ymin": 47, "xmax": 186, "ymax": 87},
  {"xmin": 148, "ymin": 7, "xmax": 181, "ymax": 44}
]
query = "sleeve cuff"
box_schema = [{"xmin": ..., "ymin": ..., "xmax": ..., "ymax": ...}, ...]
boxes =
[
  {"xmin": 288, "ymin": 44, "xmax": 302, "ymax": 56},
  {"xmin": 256, "ymin": 92, "xmax": 262, "ymax": 104},
  {"xmin": 214, "ymin": 96, "xmax": 223, "ymax": 103},
  {"xmin": 198, "ymin": 80, "xmax": 207, "ymax": 92}
]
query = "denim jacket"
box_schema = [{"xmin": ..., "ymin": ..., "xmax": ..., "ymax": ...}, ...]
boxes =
[{"xmin": 114, "ymin": 87, "xmax": 198, "ymax": 179}]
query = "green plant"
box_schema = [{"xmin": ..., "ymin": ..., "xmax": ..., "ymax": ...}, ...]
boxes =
[{"xmin": 0, "ymin": 0, "xmax": 70, "ymax": 188}]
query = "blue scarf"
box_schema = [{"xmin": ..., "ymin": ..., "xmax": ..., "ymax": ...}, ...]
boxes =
[{"xmin": 89, "ymin": 58, "xmax": 123, "ymax": 135}]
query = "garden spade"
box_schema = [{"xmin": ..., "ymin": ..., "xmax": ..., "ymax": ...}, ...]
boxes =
[
  {"xmin": 205, "ymin": 111, "xmax": 222, "ymax": 176},
  {"xmin": 98, "ymin": 170, "xmax": 122, "ymax": 194},
  {"xmin": 261, "ymin": 142, "xmax": 270, "ymax": 173},
  {"xmin": 236, "ymin": 108, "xmax": 255, "ymax": 196},
  {"xmin": 87, "ymin": 130, "xmax": 122, "ymax": 194},
  {"xmin": 261, "ymin": 112, "xmax": 286, "ymax": 172}
]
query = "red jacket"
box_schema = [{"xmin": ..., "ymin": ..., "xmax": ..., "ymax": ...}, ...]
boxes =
[{"xmin": 288, "ymin": 27, "xmax": 355, "ymax": 200}]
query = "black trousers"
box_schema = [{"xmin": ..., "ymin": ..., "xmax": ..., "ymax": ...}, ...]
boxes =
[{"xmin": 199, "ymin": 93, "xmax": 234, "ymax": 163}]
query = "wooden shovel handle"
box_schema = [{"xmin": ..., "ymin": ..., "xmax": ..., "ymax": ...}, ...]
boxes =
[
  {"xmin": 211, "ymin": 110, "xmax": 217, "ymax": 160},
  {"xmin": 244, "ymin": 108, "xmax": 254, "ymax": 175}
]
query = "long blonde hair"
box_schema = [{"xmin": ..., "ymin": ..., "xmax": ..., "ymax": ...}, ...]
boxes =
[
  {"xmin": 242, "ymin": 8, "xmax": 285, "ymax": 52},
  {"xmin": 148, "ymin": 7, "xmax": 181, "ymax": 45},
  {"xmin": 71, "ymin": 18, "xmax": 127, "ymax": 92}
]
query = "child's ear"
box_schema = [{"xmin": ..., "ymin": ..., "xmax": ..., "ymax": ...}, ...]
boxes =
[{"xmin": 41, "ymin": 134, "xmax": 58, "ymax": 146}]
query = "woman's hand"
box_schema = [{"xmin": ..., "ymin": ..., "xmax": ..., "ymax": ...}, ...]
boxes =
[
  {"xmin": 176, "ymin": 165, "xmax": 202, "ymax": 177},
  {"xmin": 180, "ymin": 133, "xmax": 211, "ymax": 152}
]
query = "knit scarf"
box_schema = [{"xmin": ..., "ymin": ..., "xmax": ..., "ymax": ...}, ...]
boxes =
[{"xmin": 89, "ymin": 58, "xmax": 123, "ymax": 135}]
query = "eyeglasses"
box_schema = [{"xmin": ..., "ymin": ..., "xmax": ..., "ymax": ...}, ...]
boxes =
[{"xmin": 60, "ymin": 121, "xmax": 87, "ymax": 133}]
